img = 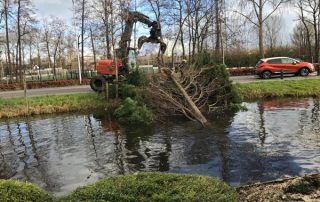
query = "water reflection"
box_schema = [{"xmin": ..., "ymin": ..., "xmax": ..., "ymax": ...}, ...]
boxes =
[{"xmin": 0, "ymin": 98, "xmax": 319, "ymax": 195}]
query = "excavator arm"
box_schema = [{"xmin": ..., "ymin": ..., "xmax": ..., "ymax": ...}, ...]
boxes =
[{"xmin": 119, "ymin": 10, "xmax": 167, "ymax": 67}]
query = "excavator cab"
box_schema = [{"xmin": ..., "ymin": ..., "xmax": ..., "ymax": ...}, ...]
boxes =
[
  {"xmin": 127, "ymin": 49, "xmax": 137, "ymax": 70},
  {"xmin": 90, "ymin": 10, "xmax": 166, "ymax": 92}
]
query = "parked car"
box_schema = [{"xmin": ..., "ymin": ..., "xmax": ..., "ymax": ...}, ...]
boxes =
[{"xmin": 255, "ymin": 57, "xmax": 315, "ymax": 79}]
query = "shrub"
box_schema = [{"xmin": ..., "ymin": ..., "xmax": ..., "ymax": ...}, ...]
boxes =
[
  {"xmin": 114, "ymin": 97, "xmax": 154, "ymax": 125},
  {"xmin": 119, "ymin": 84, "xmax": 138, "ymax": 98},
  {"xmin": 127, "ymin": 68, "xmax": 150, "ymax": 87},
  {"xmin": 59, "ymin": 173, "xmax": 239, "ymax": 202},
  {"xmin": 0, "ymin": 179, "xmax": 53, "ymax": 202}
]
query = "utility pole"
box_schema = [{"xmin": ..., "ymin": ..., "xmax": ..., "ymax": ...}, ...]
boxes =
[
  {"xmin": 72, "ymin": 0, "xmax": 82, "ymax": 84},
  {"xmin": 77, "ymin": 35, "xmax": 82, "ymax": 83}
]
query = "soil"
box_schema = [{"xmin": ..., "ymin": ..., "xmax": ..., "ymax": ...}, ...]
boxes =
[{"xmin": 237, "ymin": 174, "xmax": 320, "ymax": 202}]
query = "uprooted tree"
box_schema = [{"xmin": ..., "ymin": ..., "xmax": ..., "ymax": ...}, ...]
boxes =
[
  {"xmin": 147, "ymin": 61, "xmax": 242, "ymax": 126},
  {"xmin": 115, "ymin": 53, "xmax": 242, "ymax": 126}
]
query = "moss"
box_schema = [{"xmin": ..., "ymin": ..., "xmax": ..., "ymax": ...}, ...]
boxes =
[
  {"xmin": 0, "ymin": 179, "xmax": 53, "ymax": 202},
  {"xmin": 59, "ymin": 173, "xmax": 239, "ymax": 202}
]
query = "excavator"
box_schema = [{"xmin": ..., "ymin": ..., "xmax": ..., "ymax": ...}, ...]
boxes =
[{"xmin": 90, "ymin": 10, "xmax": 167, "ymax": 92}]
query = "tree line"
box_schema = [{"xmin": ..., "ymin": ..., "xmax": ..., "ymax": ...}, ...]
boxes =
[{"xmin": 0, "ymin": 0, "xmax": 319, "ymax": 82}]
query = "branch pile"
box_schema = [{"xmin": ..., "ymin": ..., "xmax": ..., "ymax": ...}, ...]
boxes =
[{"xmin": 148, "ymin": 65, "xmax": 240, "ymax": 125}]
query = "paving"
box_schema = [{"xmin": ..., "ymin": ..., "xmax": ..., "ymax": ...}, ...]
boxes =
[{"xmin": 230, "ymin": 72, "xmax": 320, "ymax": 83}]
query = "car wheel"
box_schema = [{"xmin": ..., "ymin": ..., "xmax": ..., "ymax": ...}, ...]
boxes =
[
  {"xmin": 299, "ymin": 67, "xmax": 309, "ymax": 76},
  {"xmin": 262, "ymin": 71, "xmax": 272, "ymax": 79}
]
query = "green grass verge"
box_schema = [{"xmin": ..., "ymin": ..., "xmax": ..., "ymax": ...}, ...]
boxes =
[
  {"xmin": 0, "ymin": 180, "xmax": 53, "ymax": 202},
  {"xmin": 58, "ymin": 173, "xmax": 239, "ymax": 202},
  {"xmin": 235, "ymin": 79, "xmax": 320, "ymax": 100},
  {"xmin": 0, "ymin": 93, "xmax": 113, "ymax": 119},
  {"xmin": 0, "ymin": 173, "xmax": 239, "ymax": 202}
]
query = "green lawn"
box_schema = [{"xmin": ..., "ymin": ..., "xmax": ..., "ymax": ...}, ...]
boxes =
[
  {"xmin": 0, "ymin": 93, "xmax": 114, "ymax": 119},
  {"xmin": 235, "ymin": 79, "xmax": 320, "ymax": 100},
  {"xmin": 2, "ymin": 79, "xmax": 320, "ymax": 119}
]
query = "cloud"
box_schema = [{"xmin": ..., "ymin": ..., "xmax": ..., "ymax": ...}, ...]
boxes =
[{"xmin": 33, "ymin": 0, "xmax": 73, "ymax": 23}]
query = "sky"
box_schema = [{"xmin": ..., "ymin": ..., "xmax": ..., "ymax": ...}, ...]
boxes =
[
  {"xmin": 32, "ymin": 0, "xmax": 298, "ymax": 52},
  {"xmin": 33, "ymin": 0, "xmax": 73, "ymax": 24}
]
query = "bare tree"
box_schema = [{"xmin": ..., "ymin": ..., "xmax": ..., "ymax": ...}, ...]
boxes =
[
  {"xmin": 3, "ymin": 0, "xmax": 12, "ymax": 80},
  {"xmin": 291, "ymin": 22, "xmax": 314, "ymax": 58},
  {"xmin": 296, "ymin": 0, "xmax": 319, "ymax": 62},
  {"xmin": 265, "ymin": 15, "xmax": 282, "ymax": 56},
  {"xmin": 73, "ymin": 0, "xmax": 90, "ymax": 72},
  {"xmin": 13, "ymin": 0, "xmax": 36, "ymax": 82},
  {"xmin": 236, "ymin": 0, "xmax": 290, "ymax": 58}
]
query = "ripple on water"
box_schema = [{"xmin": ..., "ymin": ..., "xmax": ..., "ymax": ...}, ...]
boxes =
[{"xmin": 0, "ymin": 98, "xmax": 319, "ymax": 194}]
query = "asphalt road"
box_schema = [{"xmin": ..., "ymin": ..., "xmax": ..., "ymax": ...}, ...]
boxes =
[
  {"xmin": 231, "ymin": 72, "xmax": 320, "ymax": 83},
  {"xmin": 1, "ymin": 73, "xmax": 320, "ymax": 98}
]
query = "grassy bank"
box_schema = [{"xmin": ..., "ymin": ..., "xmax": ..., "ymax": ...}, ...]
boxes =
[
  {"xmin": 236, "ymin": 79, "xmax": 320, "ymax": 100},
  {"xmin": 2, "ymin": 79, "xmax": 320, "ymax": 119},
  {"xmin": 0, "ymin": 173, "xmax": 239, "ymax": 202},
  {"xmin": 0, "ymin": 93, "xmax": 114, "ymax": 119}
]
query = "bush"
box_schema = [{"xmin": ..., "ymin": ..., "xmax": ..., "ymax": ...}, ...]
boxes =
[
  {"xmin": 127, "ymin": 68, "xmax": 150, "ymax": 87},
  {"xmin": 0, "ymin": 179, "xmax": 53, "ymax": 202},
  {"xmin": 114, "ymin": 97, "xmax": 154, "ymax": 125},
  {"xmin": 119, "ymin": 84, "xmax": 138, "ymax": 98},
  {"xmin": 59, "ymin": 173, "xmax": 239, "ymax": 202}
]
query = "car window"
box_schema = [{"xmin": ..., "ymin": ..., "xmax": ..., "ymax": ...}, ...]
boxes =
[
  {"xmin": 267, "ymin": 59, "xmax": 282, "ymax": 64},
  {"xmin": 281, "ymin": 58, "xmax": 294, "ymax": 64},
  {"xmin": 256, "ymin": 60, "xmax": 263, "ymax": 66}
]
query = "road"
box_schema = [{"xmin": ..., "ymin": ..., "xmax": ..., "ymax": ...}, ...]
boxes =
[
  {"xmin": 1, "ymin": 73, "xmax": 320, "ymax": 98},
  {"xmin": 230, "ymin": 72, "xmax": 320, "ymax": 83}
]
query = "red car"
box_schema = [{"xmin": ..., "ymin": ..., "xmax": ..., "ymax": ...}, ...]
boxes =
[{"xmin": 255, "ymin": 57, "xmax": 315, "ymax": 79}]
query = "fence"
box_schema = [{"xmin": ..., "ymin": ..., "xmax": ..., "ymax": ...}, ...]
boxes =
[{"xmin": 0, "ymin": 70, "xmax": 98, "ymax": 83}]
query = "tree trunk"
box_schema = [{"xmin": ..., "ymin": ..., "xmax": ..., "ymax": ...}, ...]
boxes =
[
  {"xmin": 258, "ymin": 0, "xmax": 264, "ymax": 58},
  {"xmin": 215, "ymin": 0, "xmax": 220, "ymax": 55},
  {"xmin": 170, "ymin": 73, "xmax": 208, "ymax": 126},
  {"xmin": 313, "ymin": 12, "xmax": 319, "ymax": 63},
  {"xmin": 17, "ymin": 0, "xmax": 23, "ymax": 83},
  {"xmin": 4, "ymin": 0, "xmax": 12, "ymax": 81},
  {"xmin": 105, "ymin": 0, "xmax": 111, "ymax": 59},
  {"xmin": 90, "ymin": 26, "xmax": 97, "ymax": 70},
  {"xmin": 45, "ymin": 36, "xmax": 52, "ymax": 69},
  {"xmin": 178, "ymin": 0, "xmax": 185, "ymax": 58},
  {"xmin": 81, "ymin": 0, "xmax": 85, "ymax": 72}
]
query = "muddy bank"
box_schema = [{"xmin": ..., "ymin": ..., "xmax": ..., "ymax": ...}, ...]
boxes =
[{"xmin": 237, "ymin": 174, "xmax": 320, "ymax": 201}]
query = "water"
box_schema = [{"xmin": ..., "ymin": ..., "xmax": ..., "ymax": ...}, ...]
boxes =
[{"xmin": 0, "ymin": 98, "xmax": 319, "ymax": 195}]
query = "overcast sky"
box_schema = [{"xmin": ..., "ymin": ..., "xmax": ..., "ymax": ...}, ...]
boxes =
[
  {"xmin": 32, "ymin": 0, "xmax": 297, "ymax": 49},
  {"xmin": 34, "ymin": 0, "xmax": 73, "ymax": 24}
]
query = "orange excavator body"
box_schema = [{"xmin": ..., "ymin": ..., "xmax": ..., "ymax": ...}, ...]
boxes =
[
  {"xmin": 90, "ymin": 10, "xmax": 166, "ymax": 92},
  {"xmin": 96, "ymin": 59, "xmax": 123, "ymax": 76}
]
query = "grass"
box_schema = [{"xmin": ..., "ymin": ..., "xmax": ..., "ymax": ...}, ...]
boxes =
[
  {"xmin": 58, "ymin": 173, "xmax": 239, "ymax": 202},
  {"xmin": 235, "ymin": 79, "xmax": 320, "ymax": 100},
  {"xmin": 2, "ymin": 79, "xmax": 320, "ymax": 119},
  {"xmin": 0, "ymin": 173, "xmax": 239, "ymax": 202},
  {"xmin": 0, "ymin": 179, "xmax": 53, "ymax": 202},
  {"xmin": 0, "ymin": 93, "xmax": 115, "ymax": 119}
]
